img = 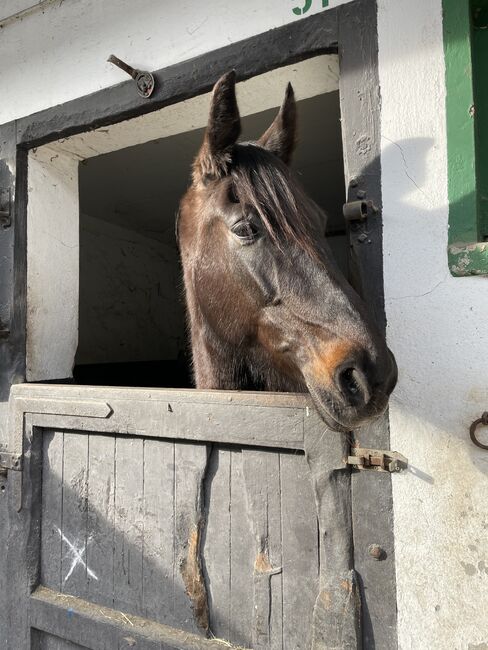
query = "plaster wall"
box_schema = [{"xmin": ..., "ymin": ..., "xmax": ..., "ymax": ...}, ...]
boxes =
[
  {"xmin": 26, "ymin": 146, "xmax": 79, "ymax": 381},
  {"xmin": 378, "ymin": 0, "xmax": 488, "ymax": 647},
  {"xmin": 0, "ymin": 0, "xmax": 351, "ymax": 125}
]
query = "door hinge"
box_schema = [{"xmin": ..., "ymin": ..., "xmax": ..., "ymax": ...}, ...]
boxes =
[
  {"xmin": 347, "ymin": 447, "xmax": 408, "ymax": 473},
  {"xmin": 0, "ymin": 450, "xmax": 22, "ymax": 477}
]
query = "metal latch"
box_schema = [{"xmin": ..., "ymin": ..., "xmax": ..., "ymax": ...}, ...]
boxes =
[
  {"xmin": 347, "ymin": 447, "xmax": 408, "ymax": 473},
  {"xmin": 0, "ymin": 451, "xmax": 22, "ymax": 478}
]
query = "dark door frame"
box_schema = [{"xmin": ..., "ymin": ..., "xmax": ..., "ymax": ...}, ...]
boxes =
[{"xmin": 0, "ymin": 1, "xmax": 397, "ymax": 647}]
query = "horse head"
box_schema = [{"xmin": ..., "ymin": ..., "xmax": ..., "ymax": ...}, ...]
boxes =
[{"xmin": 178, "ymin": 71, "xmax": 397, "ymax": 432}]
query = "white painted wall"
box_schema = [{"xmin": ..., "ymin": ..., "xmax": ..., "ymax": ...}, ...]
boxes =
[
  {"xmin": 2, "ymin": 0, "xmax": 488, "ymax": 647},
  {"xmin": 0, "ymin": 0, "xmax": 351, "ymax": 125},
  {"xmin": 26, "ymin": 146, "xmax": 79, "ymax": 381},
  {"xmin": 378, "ymin": 1, "xmax": 488, "ymax": 648}
]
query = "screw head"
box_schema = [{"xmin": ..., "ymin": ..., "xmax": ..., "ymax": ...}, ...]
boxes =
[{"xmin": 368, "ymin": 544, "xmax": 386, "ymax": 560}]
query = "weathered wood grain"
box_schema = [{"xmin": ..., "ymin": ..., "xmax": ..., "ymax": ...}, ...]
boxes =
[
  {"xmin": 10, "ymin": 384, "xmax": 360, "ymax": 650},
  {"xmin": 30, "ymin": 586, "xmax": 250, "ymax": 650},
  {"xmin": 39, "ymin": 431, "xmax": 66, "ymax": 650},
  {"xmin": 142, "ymin": 438, "xmax": 175, "ymax": 624},
  {"xmin": 86, "ymin": 433, "xmax": 116, "ymax": 607},
  {"xmin": 40, "ymin": 431, "xmax": 64, "ymax": 592},
  {"xmin": 280, "ymin": 452, "xmax": 319, "ymax": 650},
  {"xmin": 174, "ymin": 442, "xmax": 210, "ymax": 636},
  {"xmin": 229, "ymin": 450, "xmax": 254, "ymax": 648},
  {"xmin": 202, "ymin": 447, "xmax": 231, "ymax": 640},
  {"xmin": 113, "ymin": 437, "xmax": 144, "ymax": 614},
  {"xmin": 338, "ymin": 0, "xmax": 398, "ymax": 645},
  {"xmin": 34, "ymin": 632, "xmax": 87, "ymax": 650},
  {"xmin": 304, "ymin": 420, "xmax": 360, "ymax": 650},
  {"xmin": 242, "ymin": 449, "xmax": 284, "ymax": 650},
  {"xmin": 60, "ymin": 433, "xmax": 89, "ymax": 600}
]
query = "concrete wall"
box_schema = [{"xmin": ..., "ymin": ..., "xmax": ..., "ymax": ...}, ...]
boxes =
[{"xmin": 1, "ymin": 0, "xmax": 487, "ymax": 648}]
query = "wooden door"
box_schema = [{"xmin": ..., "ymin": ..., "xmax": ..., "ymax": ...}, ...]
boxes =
[{"xmin": 6, "ymin": 383, "xmax": 358, "ymax": 650}]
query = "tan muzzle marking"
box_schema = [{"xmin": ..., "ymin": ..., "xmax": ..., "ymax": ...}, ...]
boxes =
[{"xmin": 307, "ymin": 339, "xmax": 358, "ymax": 385}]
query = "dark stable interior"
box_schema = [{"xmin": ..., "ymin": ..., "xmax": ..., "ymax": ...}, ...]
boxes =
[{"xmin": 74, "ymin": 91, "xmax": 346, "ymax": 388}]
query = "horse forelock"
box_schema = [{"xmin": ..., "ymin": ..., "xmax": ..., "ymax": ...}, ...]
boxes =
[{"xmin": 229, "ymin": 144, "xmax": 323, "ymax": 260}]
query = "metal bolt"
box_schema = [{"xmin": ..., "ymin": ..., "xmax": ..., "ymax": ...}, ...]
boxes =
[{"xmin": 368, "ymin": 544, "xmax": 386, "ymax": 560}]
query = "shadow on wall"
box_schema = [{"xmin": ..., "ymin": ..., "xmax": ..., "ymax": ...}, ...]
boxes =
[{"xmin": 375, "ymin": 138, "xmax": 488, "ymax": 479}]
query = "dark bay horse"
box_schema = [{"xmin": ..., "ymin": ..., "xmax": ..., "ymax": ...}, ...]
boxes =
[{"xmin": 178, "ymin": 71, "xmax": 397, "ymax": 432}]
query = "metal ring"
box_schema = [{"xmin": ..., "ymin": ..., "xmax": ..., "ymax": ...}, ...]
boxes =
[{"xmin": 469, "ymin": 412, "xmax": 488, "ymax": 450}]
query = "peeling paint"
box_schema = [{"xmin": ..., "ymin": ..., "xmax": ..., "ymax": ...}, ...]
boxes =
[{"xmin": 180, "ymin": 524, "xmax": 209, "ymax": 633}]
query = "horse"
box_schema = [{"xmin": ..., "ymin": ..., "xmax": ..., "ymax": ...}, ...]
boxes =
[{"xmin": 178, "ymin": 71, "xmax": 397, "ymax": 432}]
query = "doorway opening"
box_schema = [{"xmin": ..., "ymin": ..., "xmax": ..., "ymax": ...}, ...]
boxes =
[{"xmin": 27, "ymin": 55, "xmax": 346, "ymax": 387}]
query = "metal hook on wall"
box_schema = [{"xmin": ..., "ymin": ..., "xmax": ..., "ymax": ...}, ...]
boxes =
[
  {"xmin": 107, "ymin": 54, "xmax": 155, "ymax": 98},
  {"xmin": 469, "ymin": 412, "xmax": 488, "ymax": 450}
]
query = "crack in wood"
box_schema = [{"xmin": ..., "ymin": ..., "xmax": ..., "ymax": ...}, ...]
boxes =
[{"xmin": 180, "ymin": 522, "xmax": 210, "ymax": 634}]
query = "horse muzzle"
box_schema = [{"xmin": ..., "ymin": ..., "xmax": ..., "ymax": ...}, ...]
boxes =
[{"xmin": 302, "ymin": 346, "xmax": 398, "ymax": 432}]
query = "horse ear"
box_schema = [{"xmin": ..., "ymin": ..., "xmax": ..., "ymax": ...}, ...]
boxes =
[
  {"xmin": 258, "ymin": 83, "xmax": 296, "ymax": 164},
  {"xmin": 194, "ymin": 70, "xmax": 241, "ymax": 183}
]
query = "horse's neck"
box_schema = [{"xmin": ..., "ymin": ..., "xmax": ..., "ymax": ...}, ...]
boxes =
[{"xmin": 190, "ymin": 320, "xmax": 303, "ymax": 393}]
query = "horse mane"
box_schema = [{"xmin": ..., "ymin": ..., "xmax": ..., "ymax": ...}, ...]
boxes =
[{"xmin": 229, "ymin": 143, "xmax": 324, "ymax": 259}]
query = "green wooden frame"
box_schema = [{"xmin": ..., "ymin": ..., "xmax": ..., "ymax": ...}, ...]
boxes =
[{"xmin": 443, "ymin": 0, "xmax": 488, "ymax": 276}]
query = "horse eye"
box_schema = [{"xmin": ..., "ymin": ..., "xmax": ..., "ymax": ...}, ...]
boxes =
[{"xmin": 231, "ymin": 220, "xmax": 260, "ymax": 243}]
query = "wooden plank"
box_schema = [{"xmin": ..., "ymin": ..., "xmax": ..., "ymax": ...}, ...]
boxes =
[
  {"xmin": 40, "ymin": 431, "xmax": 64, "ymax": 592},
  {"xmin": 6, "ymin": 421, "xmax": 44, "ymax": 650},
  {"xmin": 173, "ymin": 442, "xmax": 210, "ymax": 636},
  {"xmin": 113, "ymin": 436, "xmax": 144, "ymax": 616},
  {"xmin": 280, "ymin": 452, "xmax": 319, "ymax": 650},
  {"xmin": 10, "ymin": 382, "xmax": 310, "ymax": 408},
  {"xmin": 267, "ymin": 453, "xmax": 283, "ymax": 650},
  {"xmin": 142, "ymin": 438, "xmax": 175, "ymax": 625},
  {"xmin": 229, "ymin": 450, "xmax": 254, "ymax": 649},
  {"xmin": 202, "ymin": 447, "xmax": 231, "ymax": 640},
  {"xmin": 338, "ymin": 0, "xmax": 398, "ymax": 645},
  {"xmin": 23, "ymin": 403, "xmax": 305, "ymax": 451},
  {"xmin": 304, "ymin": 419, "xmax": 360, "ymax": 650},
  {"xmin": 242, "ymin": 449, "xmax": 283, "ymax": 650},
  {"xmin": 30, "ymin": 586, "xmax": 249, "ymax": 650},
  {"xmin": 33, "ymin": 631, "xmax": 87, "ymax": 650},
  {"xmin": 60, "ymin": 433, "xmax": 89, "ymax": 600},
  {"xmin": 85, "ymin": 433, "xmax": 116, "ymax": 608},
  {"xmin": 39, "ymin": 430, "xmax": 66, "ymax": 650}
]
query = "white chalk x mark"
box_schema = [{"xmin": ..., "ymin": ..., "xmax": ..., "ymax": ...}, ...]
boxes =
[{"xmin": 56, "ymin": 526, "xmax": 99, "ymax": 584}]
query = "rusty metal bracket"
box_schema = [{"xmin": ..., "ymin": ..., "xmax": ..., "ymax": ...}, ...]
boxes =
[
  {"xmin": 470, "ymin": 412, "xmax": 488, "ymax": 450},
  {"xmin": 0, "ymin": 188, "xmax": 11, "ymax": 228},
  {"xmin": 347, "ymin": 447, "xmax": 408, "ymax": 473},
  {"xmin": 107, "ymin": 54, "xmax": 155, "ymax": 98},
  {"xmin": 0, "ymin": 450, "xmax": 22, "ymax": 477}
]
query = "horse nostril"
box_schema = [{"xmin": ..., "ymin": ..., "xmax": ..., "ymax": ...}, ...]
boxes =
[
  {"xmin": 337, "ymin": 366, "xmax": 371, "ymax": 406},
  {"xmin": 342, "ymin": 368, "xmax": 360, "ymax": 395}
]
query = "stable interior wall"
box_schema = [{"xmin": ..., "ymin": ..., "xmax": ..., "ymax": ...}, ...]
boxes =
[{"xmin": 75, "ymin": 91, "xmax": 346, "ymax": 387}]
